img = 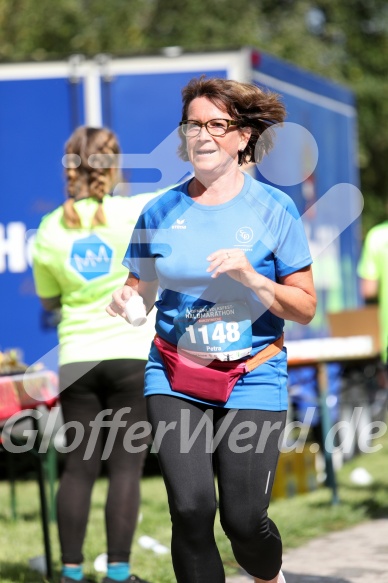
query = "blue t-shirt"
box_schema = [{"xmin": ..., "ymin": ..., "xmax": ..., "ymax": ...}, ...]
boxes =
[{"xmin": 123, "ymin": 173, "xmax": 312, "ymax": 410}]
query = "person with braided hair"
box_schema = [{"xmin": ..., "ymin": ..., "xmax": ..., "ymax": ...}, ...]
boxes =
[{"xmin": 32, "ymin": 126, "xmax": 154, "ymax": 583}]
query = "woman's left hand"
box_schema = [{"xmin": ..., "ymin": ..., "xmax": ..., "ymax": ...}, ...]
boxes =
[{"xmin": 206, "ymin": 249, "xmax": 256, "ymax": 287}]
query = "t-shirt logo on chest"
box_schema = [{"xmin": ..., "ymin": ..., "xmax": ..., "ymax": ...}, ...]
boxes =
[
  {"xmin": 236, "ymin": 226, "xmax": 254, "ymax": 244},
  {"xmin": 69, "ymin": 234, "xmax": 113, "ymax": 280},
  {"xmin": 172, "ymin": 218, "xmax": 187, "ymax": 230}
]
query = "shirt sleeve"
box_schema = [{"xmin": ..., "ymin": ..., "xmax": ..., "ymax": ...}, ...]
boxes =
[
  {"xmin": 357, "ymin": 229, "xmax": 379, "ymax": 280},
  {"xmin": 122, "ymin": 211, "xmax": 158, "ymax": 281},
  {"xmin": 32, "ymin": 229, "xmax": 61, "ymax": 298},
  {"xmin": 274, "ymin": 198, "xmax": 313, "ymax": 277}
]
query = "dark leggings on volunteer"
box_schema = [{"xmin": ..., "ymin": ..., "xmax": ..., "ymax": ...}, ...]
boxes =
[
  {"xmin": 58, "ymin": 359, "xmax": 149, "ymax": 565},
  {"xmin": 147, "ymin": 394, "xmax": 287, "ymax": 583}
]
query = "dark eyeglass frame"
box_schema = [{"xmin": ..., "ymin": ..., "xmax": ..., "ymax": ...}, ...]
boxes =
[{"xmin": 179, "ymin": 118, "xmax": 239, "ymax": 137}]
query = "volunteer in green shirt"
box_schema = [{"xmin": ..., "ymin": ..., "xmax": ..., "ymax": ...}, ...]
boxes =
[
  {"xmin": 357, "ymin": 219, "xmax": 388, "ymax": 362},
  {"xmin": 33, "ymin": 126, "xmax": 154, "ymax": 583}
]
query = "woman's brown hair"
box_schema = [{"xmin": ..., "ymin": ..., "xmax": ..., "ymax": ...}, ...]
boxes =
[
  {"xmin": 63, "ymin": 126, "xmax": 121, "ymax": 228},
  {"xmin": 178, "ymin": 76, "xmax": 286, "ymax": 165}
]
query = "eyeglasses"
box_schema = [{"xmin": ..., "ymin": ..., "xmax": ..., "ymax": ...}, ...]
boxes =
[{"xmin": 179, "ymin": 118, "xmax": 238, "ymax": 137}]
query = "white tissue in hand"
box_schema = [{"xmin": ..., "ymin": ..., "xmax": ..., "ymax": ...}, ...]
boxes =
[{"xmin": 124, "ymin": 296, "xmax": 147, "ymax": 327}]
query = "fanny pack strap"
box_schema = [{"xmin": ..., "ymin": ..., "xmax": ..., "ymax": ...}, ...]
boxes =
[{"xmin": 244, "ymin": 333, "xmax": 284, "ymax": 372}]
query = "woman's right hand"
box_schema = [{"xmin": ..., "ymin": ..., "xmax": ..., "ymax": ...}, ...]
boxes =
[{"xmin": 106, "ymin": 285, "xmax": 139, "ymax": 319}]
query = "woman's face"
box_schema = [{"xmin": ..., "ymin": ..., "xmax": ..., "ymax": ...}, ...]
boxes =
[{"xmin": 185, "ymin": 96, "xmax": 250, "ymax": 178}]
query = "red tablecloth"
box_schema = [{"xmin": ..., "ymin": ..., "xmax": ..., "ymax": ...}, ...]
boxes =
[{"xmin": 0, "ymin": 371, "xmax": 59, "ymax": 422}]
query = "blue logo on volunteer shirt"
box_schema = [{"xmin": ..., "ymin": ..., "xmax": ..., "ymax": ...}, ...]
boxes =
[{"xmin": 70, "ymin": 234, "xmax": 113, "ymax": 280}]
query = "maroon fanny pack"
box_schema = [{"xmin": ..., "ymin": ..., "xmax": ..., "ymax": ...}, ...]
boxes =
[{"xmin": 154, "ymin": 333, "xmax": 284, "ymax": 403}]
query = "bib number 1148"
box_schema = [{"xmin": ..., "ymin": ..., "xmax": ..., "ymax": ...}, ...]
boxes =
[{"xmin": 185, "ymin": 322, "xmax": 240, "ymax": 345}]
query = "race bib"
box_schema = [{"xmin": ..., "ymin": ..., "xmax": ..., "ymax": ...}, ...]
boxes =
[{"xmin": 174, "ymin": 301, "xmax": 252, "ymax": 361}]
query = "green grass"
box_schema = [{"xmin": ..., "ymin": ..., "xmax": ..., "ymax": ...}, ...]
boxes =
[{"xmin": 1, "ymin": 431, "xmax": 388, "ymax": 583}]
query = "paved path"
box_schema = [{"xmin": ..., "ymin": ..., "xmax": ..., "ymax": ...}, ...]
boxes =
[{"xmin": 226, "ymin": 518, "xmax": 388, "ymax": 583}]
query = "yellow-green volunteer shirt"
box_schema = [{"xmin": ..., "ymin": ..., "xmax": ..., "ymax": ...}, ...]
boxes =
[
  {"xmin": 32, "ymin": 194, "xmax": 156, "ymax": 366},
  {"xmin": 357, "ymin": 221, "xmax": 388, "ymax": 361}
]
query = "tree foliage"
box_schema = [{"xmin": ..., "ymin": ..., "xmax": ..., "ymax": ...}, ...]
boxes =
[{"xmin": 1, "ymin": 0, "xmax": 387, "ymax": 232}]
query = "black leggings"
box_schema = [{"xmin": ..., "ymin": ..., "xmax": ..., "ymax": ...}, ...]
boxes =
[
  {"xmin": 147, "ymin": 394, "xmax": 286, "ymax": 583},
  {"xmin": 58, "ymin": 359, "xmax": 149, "ymax": 565}
]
